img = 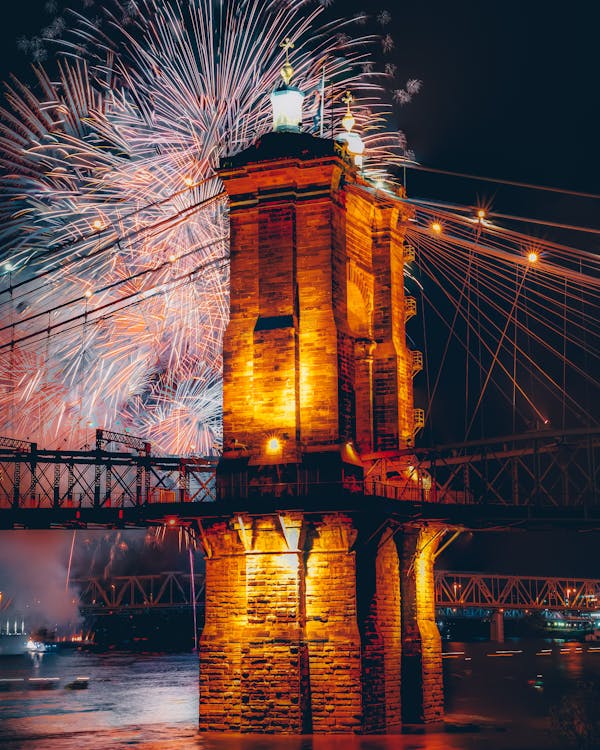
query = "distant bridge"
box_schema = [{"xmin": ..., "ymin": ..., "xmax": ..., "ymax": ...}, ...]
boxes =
[
  {"xmin": 74, "ymin": 571, "xmax": 205, "ymax": 614},
  {"xmin": 72, "ymin": 569, "xmax": 600, "ymax": 615},
  {"xmin": 1, "ymin": 427, "xmax": 599, "ymax": 529},
  {"xmin": 435, "ymin": 570, "xmax": 600, "ymax": 611}
]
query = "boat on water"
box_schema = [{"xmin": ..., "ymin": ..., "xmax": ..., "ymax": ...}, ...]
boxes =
[
  {"xmin": 1, "ymin": 622, "xmax": 65, "ymax": 655},
  {"xmin": 65, "ymin": 677, "xmax": 89, "ymax": 690},
  {"xmin": 0, "ymin": 631, "xmax": 29, "ymax": 656},
  {"xmin": 25, "ymin": 638, "xmax": 58, "ymax": 654},
  {"xmin": 0, "ymin": 620, "xmax": 29, "ymax": 656},
  {"xmin": 1, "ymin": 619, "xmax": 93, "ymax": 656}
]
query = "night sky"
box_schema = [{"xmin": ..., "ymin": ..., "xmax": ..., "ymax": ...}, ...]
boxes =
[
  {"xmin": 0, "ymin": 1, "xmax": 598, "ymax": 579},
  {"xmin": 0, "ymin": 0, "xmax": 597, "ymax": 193}
]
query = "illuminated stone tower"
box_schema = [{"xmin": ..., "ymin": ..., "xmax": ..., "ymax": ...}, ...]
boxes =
[
  {"xmin": 199, "ymin": 50, "xmax": 442, "ymax": 734},
  {"xmin": 216, "ymin": 89, "xmax": 417, "ymax": 495}
]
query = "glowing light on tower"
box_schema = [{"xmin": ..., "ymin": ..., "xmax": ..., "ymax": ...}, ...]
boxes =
[
  {"xmin": 336, "ymin": 91, "xmax": 365, "ymax": 168},
  {"xmin": 270, "ymin": 38, "xmax": 305, "ymax": 133},
  {"xmin": 266, "ymin": 437, "xmax": 281, "ymax": 455}
]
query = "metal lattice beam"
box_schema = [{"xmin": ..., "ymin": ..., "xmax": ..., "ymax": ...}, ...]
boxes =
[
  {"xmin": 72, "ymin": 569, "xmax": 600, "ymax": 614},
  {"xmin": 0, "ymin": 428, "xmax": 599, "ymax": 528},
  {"xmin": 0, "ymin": 439, "xmax": 217, "ymax": 511},
  {"xmin": 363, "ymin": 427, "xmax": 600, "ymax": 507},
  {"xmin": 435, "ymin": 570, "xmax": 600, "ymax": 610},
  {"xmin": 74, "ymin": 572, "xmax": 205, "ymax": 613},
  {"xmin": 0, "ymin": 437, "xmax": 36, "ymax": 453},
  {"xmin": 95, "ymin": 429, "xmax": 151, "ymax": 456}
]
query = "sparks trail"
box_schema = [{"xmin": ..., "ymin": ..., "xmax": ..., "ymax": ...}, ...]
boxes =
[
  {"xmin": 1, "ymin": 0, "xmax": 597, "ymax": 454},
  {"xmin": 0, "ymin": 177, "xmax": 224, "ymax": 305},
  {"xmin": 0, "ymin": 0, "xmax": 403, "ymax": 453},
  {"xmin": 0, "ymin": 252, "xmax": 229, "ymax": 352}
]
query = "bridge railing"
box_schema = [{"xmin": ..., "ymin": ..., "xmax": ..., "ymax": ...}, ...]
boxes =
[
  {"xmin": 0, "ymin": 446, "xmax": 218, "ymax": 509},
  {"xmin": 0, "ymin": 490, "xmax": 196, "ymax": 509},
  {"xmin": 1, "ymin": 427, "xmax": 598, "ymax": 510},
  {"xmin": 363, "ymin": 479, "xmax": 473, "ymax": 504},
  {"xmin": 224, "ymin": 477, "xmax": 471, "ymax": 503},
  {"xmin": 364, "ymin": 427, "xmax": 600, "ymax": 507}
]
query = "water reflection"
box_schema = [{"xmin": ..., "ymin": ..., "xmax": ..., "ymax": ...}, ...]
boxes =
[
  {"xmin": 2, "ymin": 640, "xmax": 599, "ymax": 749},
  {"xmin": 0, "ymin": 732, "xmax": 561, "ymax": 750}
]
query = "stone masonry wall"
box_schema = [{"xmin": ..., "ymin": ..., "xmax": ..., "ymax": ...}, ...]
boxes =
[
  {"xmin": 220, "ymin": 157, "xmax": 343, "ymax": 461},
  {"xmin": 199, "ymin": 514, "xmax": 443, "ymax": 733},
  {"xmin": 222, "ymin": 208, "xmax": 258, "ymax": 448},
  {"xmin": 198, "ymin": 521, "xmax": 245, "ymax": 731},
  {"xmin": 359, "ymin": 530, "xmax": 402, "ymax": 733},
  {"xmin": 296, "ymin": 198, "xmax": 339, "ymax": 447},
  {"xmin": 400, "ymin": 525, "xmax": 444, "ymax": 725},
  {"xmin": 240, "ymin": 516, "xmax": 306, "ymax": 732},
  {"xmin": 199, "ymin": 514, "xmax": 307, "ymax": 732},
  {"xmin": 220, "ymin": 151, "xmax": 415, "ymax": 463},
  {"xmin": 305, "ymin": 514, "xmax": 363, "ymax": 732}
]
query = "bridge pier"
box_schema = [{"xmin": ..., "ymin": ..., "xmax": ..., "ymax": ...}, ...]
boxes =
[
  {"xmin": 198, "ymin": 513, "xmax": 443, "ymax": 733},
  {"xmin": 400, "ymin": 526, "xmax": 444, "ymax": 726},
  {"xmin": 490, "ymin": 610, "xmax": 505, "ymax": 642}
]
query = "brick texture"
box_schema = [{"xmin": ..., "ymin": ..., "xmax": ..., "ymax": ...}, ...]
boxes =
[
  {"xmin": 218, "ymin": 140, "xmax": 415, "ymax": 469},
  {"xmin": 359, "ymin": 530, "xmax": 402, "ymax": 733},
  {"xmin": 400, "ymin": 525, "xmax": 444, "ymax": 725},
  {"xmin": 198, "ymin": 514, "xmax": 443, "ymax": 733},
  {"xmin": 206, "ymin": 134, "xmax": 442, "ymax": 734}
]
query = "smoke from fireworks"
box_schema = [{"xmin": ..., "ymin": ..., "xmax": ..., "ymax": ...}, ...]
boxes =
[
  {"xmin": 0, "ymin": 531, "xmax": 81, "ymax": 631},
  {"xmin": 0, "ymin": 0, "xmax": 407, "ymax": 454}
]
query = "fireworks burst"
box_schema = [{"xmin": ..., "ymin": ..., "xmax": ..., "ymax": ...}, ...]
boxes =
[
  {"xmin": 376, "ymin": 10, "xmax": 392, "ymax": 26},
  {"xmin": 0, "ymin": 0, "xmax": 407, "ymax": 453},
  {"xmin": 381, "ymin": 33, "xmax": 394, "ymax": 53}
]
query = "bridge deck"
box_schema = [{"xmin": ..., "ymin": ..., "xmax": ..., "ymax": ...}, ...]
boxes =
[
  {"xmin": 2, "ymin": 494, "xmax": 600, "ymax": 530},
  {"xmin": 1, "ymin": 427, "xmax": 598, "ymax": 529}
]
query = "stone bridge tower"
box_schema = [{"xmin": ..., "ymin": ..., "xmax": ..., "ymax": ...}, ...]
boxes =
[{"xmin": 199, "ymin": 56, "xmax": 442, "ymax": 734}]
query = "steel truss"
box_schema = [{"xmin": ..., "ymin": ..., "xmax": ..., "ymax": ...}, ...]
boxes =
[
  {"xmin": 435, "ymin": 570, "xmax": 600, "ymax": 610},
  {"xmin": 74, "ymin": 569, "xmax": 600, "ymax": 615},
  {"xmin": 0, "ymin": 428, "xmax": 598, "ymax": 517},
  {"xmin": 436, "ymin": 606, "xmax": 525, "ymax": 619},
  {"xmin": 74, "ymin": 572, "xmax": 205, "ymax": 613},
  {"xmin": 0, "ymin": 429, "xmax": 217, "ymax": 510},
  {"xmin": 364, "ymin": 427, "xmax": 600, "ymax": 506}
]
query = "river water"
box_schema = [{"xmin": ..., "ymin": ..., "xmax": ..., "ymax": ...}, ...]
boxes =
[{"xmin": 1, "ymin": 639, "xmax": 598, "ymax": 749}]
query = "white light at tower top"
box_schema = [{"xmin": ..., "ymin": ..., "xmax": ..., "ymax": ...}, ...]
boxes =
[
  {"xmin": 270, "ymin": 38, "xmax": 305, "ymax": 133},
  {"xmin": 336, "ymin": 91, "xmax": 365, "ymax": 169}
]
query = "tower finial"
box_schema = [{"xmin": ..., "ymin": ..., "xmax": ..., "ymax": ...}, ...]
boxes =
[
  {"xmin": 341, "ymin": 91, "xmax": 355, "ymax": 133},
  {"xmin": 271, "ymin": 37, "xmax": 305, "ymax": 132},
  {"xmin": 280, "ymin": 37, "xmax": 295, "ymax": 86},
  {"xmin": 336, "ymin": 90, "xmax": 365, "ymax": 169}
]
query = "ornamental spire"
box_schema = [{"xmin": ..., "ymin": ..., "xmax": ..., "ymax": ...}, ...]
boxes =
[
  {"xmin": 336, "ymin": 90, "xmax": 365, "ymax": 169},
  {"xmin": 270, "ymin": 37, "xmax": 305, "ymax": 133},
  {"xmin": 280, "ymin": 37, "xmax": 295, "ymax": 86},
  {"xmin": 341, "ymin": 91, "xmax": 355, "ymax": 133}
]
